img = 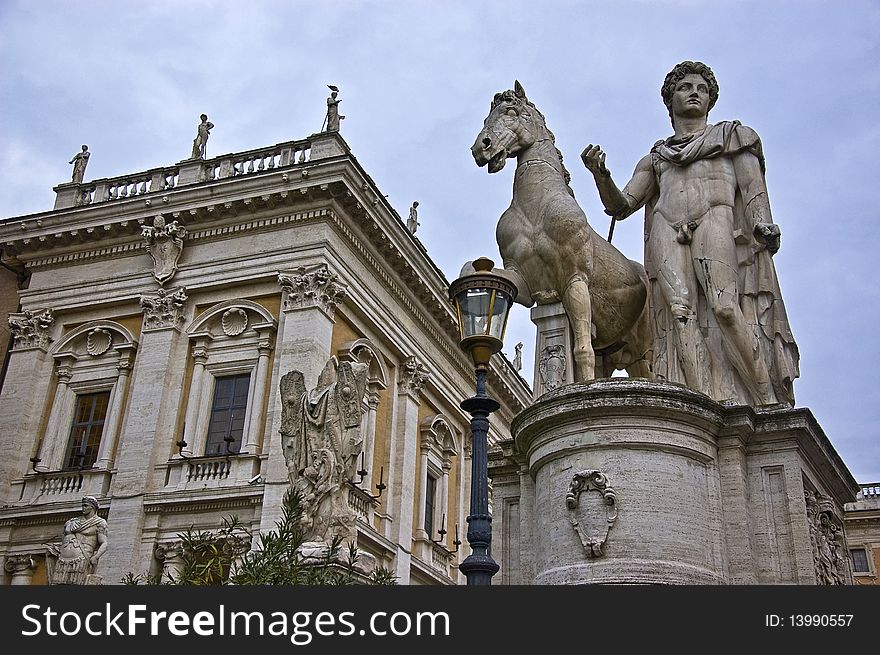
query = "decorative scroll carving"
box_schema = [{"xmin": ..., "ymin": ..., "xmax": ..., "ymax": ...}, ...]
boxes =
[
  {"xmin": 8, "ymin": 308, "xmax": 54, "ymax": 351},
  {"xmin": 539, "ymin": 344, "xmax": 566, "ymax": 391},
  {"xmin": 140, "ymin": 287, "xmax": 188, "ymax": 331},
  {"xmin": 280, "ymin": 356, "xmax": 368, "ymax": 544},
  {"xmin": 565, "ymin": 470, "xmax": 617, "ymax": 558},
  {"xmin": 805, "ymin": 489, "xmax": 849, "ymax": 585},
  {"xmin": 4, "ymin": 554, "xmax": 35, "ymax": 575},
  {"xmin": 221, "ymin": 308, "xmax": 249, "ymax": 336},
  {"xmin": 86, "ymin": 328, "xmax": 112, "ymax": 356},
  {"xmin": 278, "ymin": 264, "xmax": 347, "ymax": 317},
  {"xmin": 141, "ymin": 215, "xmax": 187, "ymax": 285},
  {"xmin": 400, "ymin": 355, "xmax": 429, "ymax": 396}
]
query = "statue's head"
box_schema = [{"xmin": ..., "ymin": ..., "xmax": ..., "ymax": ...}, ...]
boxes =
[
  {"xmin": 200, "ymin": 113, "xmax": 208, "ymax": 122},
  {"xmin": 81, "ymin": 144, "xmax": 88, "ymax": 152},
  {"xmin": 82, "ymin": 496, "xmax": 99, "ymax": 514},
  {"xmin": 661, "ymin": 61, "xmax": 719, "ymax": 126}
]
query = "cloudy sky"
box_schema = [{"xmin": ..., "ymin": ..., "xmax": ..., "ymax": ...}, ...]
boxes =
[{"xmin": 1, "ymin": 1, "xmax": 878, "ymax": 482}]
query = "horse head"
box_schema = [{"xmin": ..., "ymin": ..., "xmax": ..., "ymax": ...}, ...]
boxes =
[{"xmin": 472, "ymin": 80, "xmax": 547, "ymax": 173}]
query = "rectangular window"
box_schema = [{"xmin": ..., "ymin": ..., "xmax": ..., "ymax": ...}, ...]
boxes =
[
  {"xmin": 64, "ymin": 391, "xmax": 111, "ymax": 469},
  {"xmin": 850, "ymin": 547, "xmax": 870, "ymax": 573},
  {"xmin": 425, "ymin": 474, "xmax": 437, "ymax": 536},
  {"xmin": 204, "ymin": 373, "xmax": 250, "ymax": 456}
]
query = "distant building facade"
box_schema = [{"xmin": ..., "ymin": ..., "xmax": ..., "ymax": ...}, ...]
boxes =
[
  {"xmin": 844, "ymin": 483, "xmax": 880, "ymax": 585},
  {"xmin": 0, "ymin": 131, "xmax": 530, "ymax": 585}
]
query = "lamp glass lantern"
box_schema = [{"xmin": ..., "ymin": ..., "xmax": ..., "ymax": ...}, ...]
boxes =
[{"xmin": 450, "ymin": 257, "xmax": 516, "ymax": 371}]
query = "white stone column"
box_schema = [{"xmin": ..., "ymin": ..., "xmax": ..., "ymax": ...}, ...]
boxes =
[
  {"xmin": 35, "ymin": 356, "xmax": 76, "ymax": 471},
  {"xmin": 95, "ymin": 345, "xmax": 136, "ymax": 470},
  {"xmin": 181, "ymin": 341, "xmax": 209, "ymax": 457},
  {"xmin": 102, "ymin": 287, "xmax": 188, "ymax": 584},
  {"xmin": 259, "ymin": 265, "xmax": 346, "ymax": 535},
  {"xmin": 244, "ymin": 331, "xmax": 273, "ymax": 453},
  {"xmin": 363, "ymin": 390, "xmax": 380, "ymax": 480},
  {"xmin": 440, "ymin": 461, "xmax": 451, "ymax": 540},
  {"xmin": 387, "ymin": 355, "xmax": 429, "ymax": 584},
  {"xmin": 416, "ymin": 447, "xmax": 430, "ymax": 539},
  {"xmin": 4, "ymin": 555, "xmax": 36, "ymax": 585}
]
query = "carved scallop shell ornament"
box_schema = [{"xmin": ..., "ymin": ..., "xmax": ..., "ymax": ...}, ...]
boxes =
[
  {"xmin": 221, "ymin": 308, "xmax": 249, "ymax": 336},
  {"xmin": 86, "ymin": 328, "xmax": 112, "ymax": 356}
]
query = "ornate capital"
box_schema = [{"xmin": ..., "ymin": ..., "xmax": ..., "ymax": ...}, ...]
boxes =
[
  {"xmin": 54, "ymin": 359, "xmax": 74, "ymax": 384},
  {"xmin": 140, "ymin": 287, "xmax": 188, "ymax": 331},
  {"xmin": 142, "ymin": 215, "xmax": 187, "ymax": 284},
  {"xmin": 399, "ymin": 355, "xmax": 429, "ymax": 397},
  {"xmin": 278, "ymin": 264, "xmax": 347, "ymax": 318},
  {"xmin": 154, "ymin": 540, "xmax": 184, "ymax": 563},
  {"xmin": 8, "ymin": 308, "xmax": 54, "ymax": 351},
  {"xmin": 4, "ymin": 554, "xmax": 35, "ymax": 575}
]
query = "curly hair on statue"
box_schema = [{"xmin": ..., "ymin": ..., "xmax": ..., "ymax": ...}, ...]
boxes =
[{"xmin": 660, "ymin": 60, "xmax": 719, "ymax": 123}]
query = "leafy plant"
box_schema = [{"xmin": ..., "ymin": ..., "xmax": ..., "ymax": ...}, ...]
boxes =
[{"xmin": 125, "ymin": 486, "xmax": 395, "ymax": 586}]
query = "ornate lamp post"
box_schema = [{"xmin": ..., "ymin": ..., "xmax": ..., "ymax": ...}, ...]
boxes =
[{"xmin": 449, "ymin": 257, "xmax": 516, "ymax": 585}]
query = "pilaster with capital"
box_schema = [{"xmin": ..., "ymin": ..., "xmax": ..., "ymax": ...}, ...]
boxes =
[
  {"xmin": 4, "ymin": 554, "xmax": 37, "ymax": 585},
  {"xmin": 386, "ymin": 355, "xmax": 430, "ymax": 583},
  {"xmin": 259, "ymin": 265, "xmax": 345, "ymax": 536}
]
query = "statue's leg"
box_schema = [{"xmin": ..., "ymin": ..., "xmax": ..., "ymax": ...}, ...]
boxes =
[
  {"xmin": 649, "ymin": 220, "xmax": 711, "ymax": 394},
  {"xmin": 562, "ymin": 273, "xmax": 595, "ymax": 382},
  {"xmin": 691, "ymin": 214, "xmax": 775, "ymax": 405}
]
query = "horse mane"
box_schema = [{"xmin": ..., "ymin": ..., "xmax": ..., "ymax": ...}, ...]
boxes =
[{"xmin": 492, "ymin": 90, "xmax": 576, "ymax": 198}]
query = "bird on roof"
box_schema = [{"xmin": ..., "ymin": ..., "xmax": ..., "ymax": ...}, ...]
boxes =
[{"xmin": 328, "ymin": 84, "xmax": 339, "ymax": 92}]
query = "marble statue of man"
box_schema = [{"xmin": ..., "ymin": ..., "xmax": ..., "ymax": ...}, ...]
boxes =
[
  {"xmin": 69, "ymin": 145, "xmax": 90, "ymax": 184},
  {"xmin": 45, "ymin": 496, "xmax": 108, "ymax": 585},
  {"xmin": 191, "ymin": 114, "xmax": 214, "ymax": 159},
  {"xmin": 279, "ymin": 356, "xmax": 368, "ymax": 544},
  {"xmin": 581, "ymin": 61, "xmax": 798, "ymax": 407},
  {"xmin": 407, "ymin": 201, "xmax": 420, "ymax": 234},
  {"xmin": 324, "ymin": 86, "xmax": 344, "ymax": 132}
]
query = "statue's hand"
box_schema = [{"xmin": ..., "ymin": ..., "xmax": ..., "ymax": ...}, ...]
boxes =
[
  {"xmin": 581, "ymin": 144, "xmax": 610, "ymax": 177},
  {"xmin": 89, "ymin": 555, "xmax": 99, "ymax": 567},
  {"xmin": 754, "ymin": 222, "xmax": 781, "ymax": 254}
]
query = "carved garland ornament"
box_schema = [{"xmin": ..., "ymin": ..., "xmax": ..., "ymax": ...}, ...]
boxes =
[
  {"xmin": 140, "ymin": 287, "xmax": 188, "ymax": 331},
  {"xmin": 565, "ymin": 469, "xmax": 617, "ymax": 558},
  {"xmin": 8, "ymin": 308, "xmax": 54, "ymax": 351},
  {"xmin": 278, "ymin": 264, "xmax": 347, "ymax": 317}
]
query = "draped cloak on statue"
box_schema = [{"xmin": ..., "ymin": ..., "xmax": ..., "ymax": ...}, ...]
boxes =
[{"xmin": 640, "ymin": 121, "xmax": 799, "ymax": 407}]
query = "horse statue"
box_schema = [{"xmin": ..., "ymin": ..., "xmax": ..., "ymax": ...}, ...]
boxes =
[{"xmin": 470, "ymin": 81, "xmax": 652, "ymax": 380}]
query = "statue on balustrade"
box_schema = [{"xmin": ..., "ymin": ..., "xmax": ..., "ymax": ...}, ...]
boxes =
[
  {"xmin": 581, "ymin": 61, "xmax": 799, "ymax": 407},
  {"xmin": 191, "ymin": 113, "xmax": 214, "ymax": 159},
  {"xmin": 69, "ymin": 145, "xmax": 90, "ymax": 184},
  {"xmin": 44, "ymin": 496, "xmax": 108, "ymax": 585},
  {"xmin": 407, "ymin": 201, "xmax": 420, "ymax": 234},
  {"xmin": 280, "ymin": 356, "xmax": 368, "ymax": 544}
]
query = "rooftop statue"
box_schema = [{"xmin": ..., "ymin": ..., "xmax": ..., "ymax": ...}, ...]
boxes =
[
  {"xmin": 69, "ymin": 145, "xmax": 90, "ymax": 184},
  {"xmin": 279, "ymin": 356, "xmax": 368, "ymax": 544},
  {"xmin": 190, "ymin": 113, "xmax": 214, "ymax": 159},
  {"xmin": 45, "ymin": 496, "xmax": 108, "ymax": 585},
  {"xmin": 470, "ymin": 81, "xmax": 653, "ymax": 380},
  {"xmin": 407, "ymin": 201, "xmax": 420, "ymax": 234},
  {"xmin": 323, "ymin": 85, "xmax": 344, "ymax": 133},
  {"xmin": 582, "ymin": 61, "xmax": 798, "ymax": 407}
]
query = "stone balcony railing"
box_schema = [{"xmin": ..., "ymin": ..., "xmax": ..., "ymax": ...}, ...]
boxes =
[
  {"xmin": 347, "ymin": 482, "xmax": 378, "ymax": 525},
  {"xmin": 53, "ymin": 135, "xmax": 326, "ymax": 211},
  {"xmin": 845, "ymin": 482, "xmax": 880, "ymax": 511},
  {"xmin": 17, "ymin": 468, "xmax": 114, "ymax": 503},
  {"xmin": 164, "ymin": 453, "xmax": 262, "ymax": 491}
]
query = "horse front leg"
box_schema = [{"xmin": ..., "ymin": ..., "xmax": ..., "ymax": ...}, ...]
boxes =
[{"xmin": 562, "ymin": 273, "xmax": 595, "ymax": 382}]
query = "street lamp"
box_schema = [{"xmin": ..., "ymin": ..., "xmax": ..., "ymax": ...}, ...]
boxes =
[{"xmin": 449, "ymin": 256, "xmax": 516, "ymax": 585}]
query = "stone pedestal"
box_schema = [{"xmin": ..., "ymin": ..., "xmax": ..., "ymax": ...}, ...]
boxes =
[
  {"xmin": 530, "ymin": 302, "xmax": 574, "ymax": 401},
  {"xmin": 489, "ymin": 379, "xmax": 858, "ymax": 585}
]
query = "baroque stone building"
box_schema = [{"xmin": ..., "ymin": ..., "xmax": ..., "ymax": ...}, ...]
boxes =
[
  {"xmin": 844, "ymin": 483, "xmax": 880, "ymax": 584},
  {"xmin": 0, "ymin": 130, "xmax": 530, "ymax": 585}
]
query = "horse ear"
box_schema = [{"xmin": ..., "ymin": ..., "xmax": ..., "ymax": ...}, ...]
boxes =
[{"xmin": 514, "ymin": 80, "xmax": 526, "ymax": 99}]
